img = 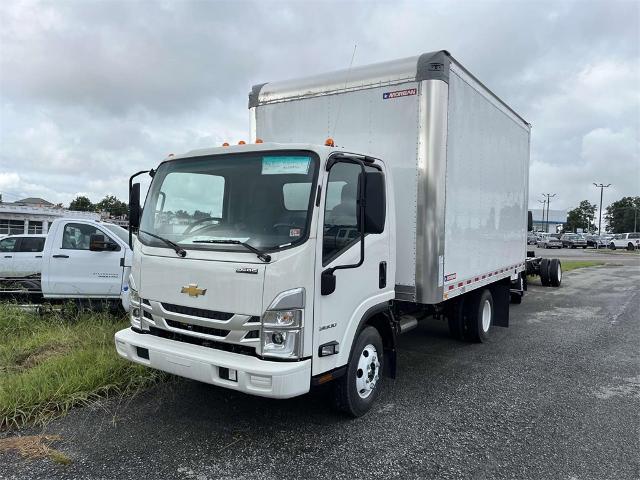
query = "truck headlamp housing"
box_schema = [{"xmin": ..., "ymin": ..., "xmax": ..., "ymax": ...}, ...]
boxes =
[
  {"xmin": 129, "ymin": 288, "xmax": 141, "ymax": 329},
  {"xmin": 262, "ymin": 309, "xmax": 302, "ymax": 328},
  {"xmin": 261, "ymin": 288, "xmax": 305, "ymax": 359}
]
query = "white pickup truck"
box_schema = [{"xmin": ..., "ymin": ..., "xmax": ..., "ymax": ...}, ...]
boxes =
[
  {"xmin": 608, "ymin": 232, "xmax": 640, "ymax": 251},
  {"xmin": 0, "ymin": 218, "xmax": 132, "ymax": 303}
]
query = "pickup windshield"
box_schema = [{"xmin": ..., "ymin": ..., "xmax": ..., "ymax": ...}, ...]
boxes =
[{"xmin": 138, "ymin": 150, "xmax": 319, "ymax": 253}]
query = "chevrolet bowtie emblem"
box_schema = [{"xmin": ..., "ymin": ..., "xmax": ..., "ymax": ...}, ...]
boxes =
[{"xmin": 181, "ymin": 283, "xmax": 207, "ymax": 297}]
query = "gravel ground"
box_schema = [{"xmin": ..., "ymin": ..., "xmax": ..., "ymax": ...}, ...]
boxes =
[{"xmin": 1, "ymin": 261, "xmax": 638, "ymax": 480}]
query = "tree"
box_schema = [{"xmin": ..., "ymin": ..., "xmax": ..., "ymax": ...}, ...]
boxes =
[
  {"xmin": 95, "ymin": 195, "xmax": 128, "ymax": 217},
  {"xmin": 605, "ymin": 196, "xmax": 640, "ymax": 233},
  {"xmin": 69, "ymin": 195, "xmax": 94, "ymax": 212},
  {"xmin": 565, "ymin": 200, "xmax": 597, "ymax": 233}
]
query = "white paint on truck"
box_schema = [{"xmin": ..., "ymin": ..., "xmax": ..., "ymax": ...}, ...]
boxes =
[{"xmin": 115, "ymin": 51, "xmax": 531, "ymax": 415}]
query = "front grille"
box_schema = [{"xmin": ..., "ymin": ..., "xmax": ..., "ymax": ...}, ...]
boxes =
[
  {"xmin": 165, "ymin": 319, "xmax": 229, "ymax": 338},
  {"xmin": 161, "ymin": 303, "xmax": 233, "ymax": 321},
  {"xmin": 149, "ymin": 327, "xmax": 257, "ymax": 357}
]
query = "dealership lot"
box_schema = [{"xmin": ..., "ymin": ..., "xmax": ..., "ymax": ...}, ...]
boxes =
[{"xmin": 1, "ymin": 258, "xmax": 639, "ymax": 480}]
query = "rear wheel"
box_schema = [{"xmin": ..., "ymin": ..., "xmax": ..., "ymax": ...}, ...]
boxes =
[
  {"xmin": 333, "ymin": 326, "xmax": 383, "ymax": 417},
  {"xmin": 549, "ymin": 259, "xmax": 562, "ymax": 287},
  {"xmin": 610, "ymin": 243, "xmax": 616, "ymax": 250},
  {"xmin": 539, "ymin": 258, "xmax": 551, "ymax": 286},
  {"xmin": 466, "ymin": 289, "xmax": 493, "ymax": 343},
  {"xmin": 628, "ymin": 243, "xmax": 635, "ymax": 251}
]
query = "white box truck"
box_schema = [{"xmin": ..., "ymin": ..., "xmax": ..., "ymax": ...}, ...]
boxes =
[{"xmin": 115, "ymin": 51, "xmax": 557, "ymax": 416}]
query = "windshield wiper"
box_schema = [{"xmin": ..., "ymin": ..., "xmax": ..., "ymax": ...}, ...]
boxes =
[
  {"xmin": 139, "ymin": 230, "xmax": 187, "ymax": 257},
  {"xmin": 192, "ymin": 239, "xmax": 271, "ymax": 262}
]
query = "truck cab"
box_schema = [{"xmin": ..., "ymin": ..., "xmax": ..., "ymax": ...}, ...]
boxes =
[{"xmin": 116, "ymin": 143, "xmax": 393, "ymax": 414}]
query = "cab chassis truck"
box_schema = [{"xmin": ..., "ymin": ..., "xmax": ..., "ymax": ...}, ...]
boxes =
[{"xmin": 115, "ymin": 51, "xmax": 560, "ymax": 416}]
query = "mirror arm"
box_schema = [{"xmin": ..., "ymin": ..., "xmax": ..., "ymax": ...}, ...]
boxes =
[{"xmin": 128, "ymin": 169, "xmax": 151, "ymax": 249}]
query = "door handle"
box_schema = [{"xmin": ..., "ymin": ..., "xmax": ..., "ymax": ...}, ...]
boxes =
[
  {"xmin": 4, "ymin": 255, "xmax": 11, "ymax": 258},
  {"xmin": 52, "ymin": 254, "xmax": 69, "ymax": 258},
  {"xmin": 35, "ymin": 255, "xmax": 43, "ymax": 258}
]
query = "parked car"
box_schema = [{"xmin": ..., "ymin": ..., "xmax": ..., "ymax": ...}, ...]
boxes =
[
  {"xmin": 527, "ymin": 232, "xmax": 539, "ymax": 245},
  {"xmin": 608, "ymin": 232, "xmax": 640, "ymax": 251},
  {"xmin": 0, "ymin": 234, "xmax": 47, "ymax": 277},
  {"xmin": 586, "ymin": 234, "xmax": 613, "ymax": 248},
  {"xmin": 560, "ymin": 233, "xmax": 587, "ymax": 249},
  {"xmin": 537, "ymin": 233, "xmax": 562, "ymax": 249}
]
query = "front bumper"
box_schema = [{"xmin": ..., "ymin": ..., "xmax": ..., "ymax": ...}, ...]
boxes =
[{"xmin": 115, "ymin": 328, "xmax": 311, "ymax": 399}]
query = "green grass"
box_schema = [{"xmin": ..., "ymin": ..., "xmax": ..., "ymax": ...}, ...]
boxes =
[
  {"xmin": 0, "ymin": 303, "xmax": 164, "ymax": 430},
  {"xmin": 561, "ymin": 260, "xmax": 605, "ymax": 271}
]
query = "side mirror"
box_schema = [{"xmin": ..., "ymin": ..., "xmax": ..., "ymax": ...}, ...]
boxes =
[
  {"xmin": 321, "ymin": 269, "xmax": 336, "ymax": 296},
  {"xmin": 89, "ymin": 234, "xmax": 112, "ymax": 252},
  {"xmin": 527, "ymin": 211, "xmax": 533, "ymax": 232},
  {"xmin": 358, "ymin": 171, "xmax": 386, "ymax": 234},
  {"xmin": 129, "ymin": 183, "xmax": 141, "ymax": 230}
]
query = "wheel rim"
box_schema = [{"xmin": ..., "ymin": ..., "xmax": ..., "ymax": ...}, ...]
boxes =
[
  {"xmin": 556, "ymin": 263, "xmax": 562, "ymax": 283},
  {"xmin": 481, "ymin": 299, "xmax": 492, "ymax": 332},
  {"xmin": 355, "ymin": 344, "xmax": 380, "ymax": 399}
]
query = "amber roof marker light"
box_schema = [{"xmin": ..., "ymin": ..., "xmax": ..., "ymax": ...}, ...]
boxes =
[
  {"xmin": 255, "ymin": 139, "xmax": 264, "ymax": 144},
  {"xmin": 222, "ymin": 142, "xmax": 230, "ymax": 147},
  {"xmin": 325, "ymin": 138, "xmax": 335, "ymax": 147}
]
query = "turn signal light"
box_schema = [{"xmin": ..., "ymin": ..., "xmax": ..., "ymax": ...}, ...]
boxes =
[{"xmin": 325, "ymin": 138, "xmax": 335, "ymax": 147}]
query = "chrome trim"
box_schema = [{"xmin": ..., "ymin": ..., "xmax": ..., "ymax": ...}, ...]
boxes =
[
  {"xmin": 415, "ymin": 80, "xmax": 449, "ymax": 304},
  {"xmin": 139, "ymin": 300, "xmax": 261, "ymax": 351},
  {"xmin": 267, "ymin": 287, "xmax": 306, "ymax": 310}
]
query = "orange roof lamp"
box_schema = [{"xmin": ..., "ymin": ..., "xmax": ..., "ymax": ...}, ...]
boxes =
[
  {"xmin": 238, "ymin": 140, "xmax": 246, "ymax": 145},
  {"xmin": 255, "ymin": 138, "xmax": 264, "ymax": 144},
  {"xmin": 325, "ymin": 138, "xmax": 335, "ymax": 147},
  {"xmin": 222, "ymin": 142, "xmax": 230, "ymax": 147}
]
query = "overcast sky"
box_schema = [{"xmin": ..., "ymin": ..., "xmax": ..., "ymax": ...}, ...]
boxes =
[{"xmin": 0, "ymin": 0, "xmax": 638, "ymax": 215}]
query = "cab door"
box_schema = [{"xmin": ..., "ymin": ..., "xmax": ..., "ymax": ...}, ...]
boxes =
[
  {"xmin": 0, "ymin": 237, "xmax": 17, "ymax": 277},
  {"xmin": 12, "ymin": 237, "xmax": 45, "ymax": 277},
  {"xmin": 312, "ymin": 158, "xmax": 393, "ymax": 376},
  {"xmin": 46, "ymin": 222, "xmax": 124, "ymax": 297}
]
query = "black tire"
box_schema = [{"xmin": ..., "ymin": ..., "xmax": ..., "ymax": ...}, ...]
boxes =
[
  {"xmin": 333, "ymin": 326, "xmax": 384, "ymax": 417},
  {"xmin": 610, "ymin": 243, "xmax": 616, "ymax": 250},
  {"xmin": 549, "ymin": 259, "xmax": 562, "ymax": 287},
  {"xmin": 540, "ymin": 258, "xmax": 551, "ymax": 286},
  {"xmin": 582, "ymin": 246, "xmax": 587, "ymax": 249},
  {"xmin": 628, "ymin": 243, "xmax": 635, "ymax": 251},
  {"xmin": 466, "ymin": 289, "xmax": 493, "ymax": 343}
]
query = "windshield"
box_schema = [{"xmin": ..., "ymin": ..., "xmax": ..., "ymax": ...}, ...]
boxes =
[
  {"xmin": 103, "ymin": 224, "xmax": 129, "ymax": 243},
  {"xmin": 139, "ymin": 150, "xmax": 319, "ymax": 252}
]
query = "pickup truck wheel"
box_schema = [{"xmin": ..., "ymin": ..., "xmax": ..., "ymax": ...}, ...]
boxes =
[
  {"xmin": 466, "ymin": 289, "xmax": 493, "ymax": 343},
  {"xmin": 549, "ymin": 259, "xmax": 562, "ymax": 287},
  {"xmin": 539, "ymin": 258, "xmax": 551, "ymax": 286},
  {"xmin": 628, "ymin": 243, "xmax": 635, "ymax": 251},
  {"xmin": 610, "ymin": 243, "xmax": 616, "ymax": 250},
  {"xmin": 333, "ymin": 326, "xmax": 383, "ymax": 417}
]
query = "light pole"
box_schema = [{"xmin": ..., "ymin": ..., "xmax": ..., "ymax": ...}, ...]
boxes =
[
  {"xmin": 593, "ymin": 183, "xmax": 611, "ymax": 234},
  {"xmin": 542, "ymin": 193, "xmax": 556, "ymax": 233},
  {"xmin": 538, "ymin": 199, "xmax": 547, "ymax": 231}
]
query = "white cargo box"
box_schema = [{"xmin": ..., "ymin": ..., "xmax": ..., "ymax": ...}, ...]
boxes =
[{"xmin": 250, "ymin": 51, "xmax": 530, "ymax": 305}]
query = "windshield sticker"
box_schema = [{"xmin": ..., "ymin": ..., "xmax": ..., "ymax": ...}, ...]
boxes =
[
  {"xmin": 262, "ymin": 156, "xmax": 310, "ymax": 175},
  {"xmin": 383, "ymin": 88, "xmax": 417, "ymax": 100},
  {"xmin": 289, "ymin": 228, "xmax": 301, "ymax": 237}
]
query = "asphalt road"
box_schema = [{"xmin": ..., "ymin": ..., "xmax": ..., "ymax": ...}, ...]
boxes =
[{"xmin": 2, "ymin": 260, "xmax": 639, "ymax": 480}]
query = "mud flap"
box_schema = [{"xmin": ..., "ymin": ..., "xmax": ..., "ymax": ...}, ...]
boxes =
[{"xmin": 490, "ymin": 282, "xmax": 510, "ymax": 327}]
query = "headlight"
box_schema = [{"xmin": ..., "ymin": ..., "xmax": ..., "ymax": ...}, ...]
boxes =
[
  {"xmin": 129, "ymin": 288, "xmax": 141, "ymax": 329},
  {"xmin": 262, "ymin": 309, "xmax": 302, "ymax": 328},
  {"xmin": 261, "ymin": 308, "xmax": 303, "ymax": 359}
]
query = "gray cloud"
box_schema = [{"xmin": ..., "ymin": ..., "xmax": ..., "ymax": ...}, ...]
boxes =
[{"xmin": 0, "ymin": 0, "xmax": 638, "ymax": 215}]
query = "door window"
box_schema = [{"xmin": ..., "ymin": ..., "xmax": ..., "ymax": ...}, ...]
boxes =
[
  {"xmin": 17, "ymin": 237, "xmax": 45, "ymax": 252},
  {"xmin": 323, "ymin": 162, "xmax": 361, "ymax": 263},
  {"xmin": 61, "ymin": 223, "xmax": 118, "ymax": 250},
  {"xmin": 0, "ymin": 237, "xmax": 17, "ymax": 252}
]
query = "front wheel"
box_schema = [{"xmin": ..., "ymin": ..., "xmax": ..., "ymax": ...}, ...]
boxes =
[
  {"xmin": 628, "ymin": 243, "xmax": 635, "ymax": 251},
  {"xmin": 333, "ymin": 326, "xmax": 384, "ymax": 417}
]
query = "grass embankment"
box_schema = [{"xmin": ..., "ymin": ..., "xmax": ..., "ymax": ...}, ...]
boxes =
[
  {"xmin": 0, "ymin": 304, "xmax": 164, "ymax": 430},
  {"xmin": 561, "ymin": 260, "xmax": 605, "ymax": 272}
]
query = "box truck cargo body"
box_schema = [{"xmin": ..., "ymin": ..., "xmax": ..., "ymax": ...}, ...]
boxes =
[
  {"xmin": 116, "ymin": 51, "xmax": 534, "ymax": 416},
  {"xmin": 250, "ymin": 50, "xmax": 530, "ymax": 304}
]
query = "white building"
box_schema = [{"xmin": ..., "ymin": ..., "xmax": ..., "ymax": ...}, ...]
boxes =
[{"xmin": 0, "ymin": 197, "xmax": 99, "ymax": 235}]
